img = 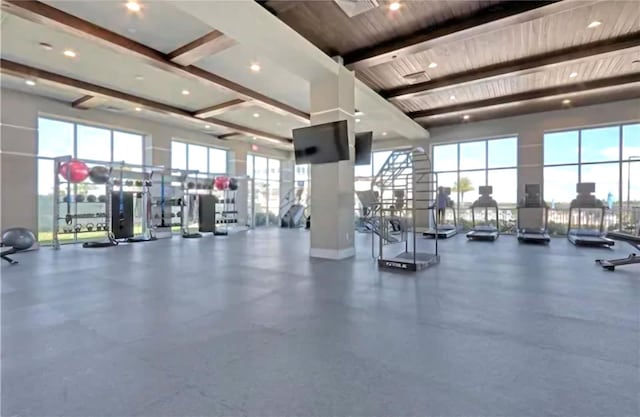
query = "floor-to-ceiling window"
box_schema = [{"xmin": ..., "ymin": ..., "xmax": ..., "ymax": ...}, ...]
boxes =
[
  {"xmin": 294, "ymin": 164, "xmax": 310, "ymax": 206},
  {"xmin": 170, "ymin": 140, "xmax": 228, "ymax": 174},
  {"xmin": 246, "ymin": 154, "xmax": 281, "ymax": 226},
  {"xmin": 432, "ymin": 137, "xmax": 518, "ymax": 231},
  {"xmin": 543, "ymin": 123, "xmax": 640, "ymax": 233},
  {"xmin": 37, "ymin": 117, "xmax": 144, "ymax": 242}
]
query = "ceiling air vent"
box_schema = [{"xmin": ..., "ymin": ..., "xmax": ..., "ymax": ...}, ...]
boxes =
[
  {"xmin": 403, "ymin": 71, "xmax": 430, "ymax": 83},
  {"xmin": 334, "ymin": 0, "xmax": 379, "ymax": 18},
  {"xmin": 103, "ymin": 105, "xmax": 125, "ymax": 113}
]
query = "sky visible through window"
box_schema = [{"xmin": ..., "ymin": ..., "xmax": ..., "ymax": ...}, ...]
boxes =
[
  {"xmin": 37, "ymin": 118, "xmax": 143, "ymax": 196},
  {"xmin": 432, "ymin": 137, "xmax": 518, "ymax": 206},
  {"xmin": 543, "ymin": 124, "xmax": 640, "ymax": 205}
]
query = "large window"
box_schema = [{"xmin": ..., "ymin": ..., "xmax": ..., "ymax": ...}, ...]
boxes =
[
  {"xmin": 246, "ymin": 154, "xmax": 281, "ymax": 226},
  {"xmin": 171, "ymin": 140, "xmax": 228, "ymax": 174},
  {"xmin": 432, "ymin": 137, "xmax": 518, "ymax": 231},
  {"xmin": 37, "ymin": 117, "xmax": 144, "ymax": 242},
  {"xmin": 543, "ymin": 123, "xmax": 640, "ymax": 233}
]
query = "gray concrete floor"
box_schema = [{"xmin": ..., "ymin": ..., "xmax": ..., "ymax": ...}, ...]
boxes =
[{"xmin": 2, "ymin": 229, "xmax": 639, "ymax": 417}]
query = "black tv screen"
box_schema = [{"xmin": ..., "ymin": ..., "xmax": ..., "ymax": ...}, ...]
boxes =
[
  {"xmin": 354, "ymin": 131, "xmax": 372, "ymax": 166},
  {"xmin": 292, "ymin": 120, "xmax": 349, "ymax": 165}
]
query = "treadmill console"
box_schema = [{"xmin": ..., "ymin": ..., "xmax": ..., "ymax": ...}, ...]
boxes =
[
  {"xmin": 479, "ymin": 186, "xmax": 493, "ymax": 196},
  {"xmin": 577, "ymin": 182, "xmax": 596, "ymax": 194},
  {"xmin": 523, "ymin": 184, "xmax": 543, "ymax": 207},
  {"xmin": 571, "ymin": 182, "xmax": 602, "ymax": 208}
]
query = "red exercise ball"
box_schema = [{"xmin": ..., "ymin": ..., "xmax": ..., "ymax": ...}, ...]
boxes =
[
  {"xmin": 214, "ymin": 176, "xmax": 229, "ymax": 190},
  {"xmin": 59, "ymin": 160, "xmax": 90, "ymax": 183}
]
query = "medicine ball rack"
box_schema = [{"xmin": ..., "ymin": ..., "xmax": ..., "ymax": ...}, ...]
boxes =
[{"xmin": 52, "ymin": 156, "xmax": 164, "ymax": 249}]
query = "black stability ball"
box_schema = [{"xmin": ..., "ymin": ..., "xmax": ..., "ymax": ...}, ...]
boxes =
[
  {"xmin": 2, "ymin": 228, "xmax": 36, "ymax": 250},
  {"xmin": 89, "ymin": 166, "xmax": 110, "ymax": 184}
]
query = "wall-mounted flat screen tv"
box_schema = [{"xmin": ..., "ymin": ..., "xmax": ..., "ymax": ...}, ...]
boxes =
[
  {"xmin": 354, "ymin": 131, "xmax": 373, "ymax": 166},
  {"xmin": 292, "ymin": 120, "xmax": 349, "ymax": 165}
]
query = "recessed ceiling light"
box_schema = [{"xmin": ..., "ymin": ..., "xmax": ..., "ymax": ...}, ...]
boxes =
[
  {"xmin": 25, "ymin": 80, "xmax": 36, "ymax": 86},
  {"xmin": 463, "ymin": 115, "xmax": 470, "ymax": 120},
  {"xmin": 450, "ymin": 95, "xmax": 456, "ymax": 101},
  {"xmin": 587, "ymin": 21, "xmax": 601, "ymax": 29},
  {"xmin": 355, "ymin": 118, "xmax": 361, "ymax": 123},
  {"xmin": 253, "ymin": 113, "xmax": 260, "ymax": 118},
  {"xmin": 569, "ymin": 72, "xmax": 578, "ymax": 78},
  {"xmin": 181, "ymin": 89, "xmax": 190, "ymax": 95},
  {"xmin": 389, "ymin": 2, "xmax": 401, "ymax": 11},
  {"xmin": 135, "ymin": 107, "xmax": 142, "ymax": 111},
  {"xmin": 126, "ymin": 1, "xmax": 141, "ymax": 12},
  {"xmin": 63, "ymin": 49, "xmax": 76, "ymax": 58},
  {"xmin": 135, "ymin": 75, "xmax": 144, "ymax": 81},
  {"xmin": 382, "ymin": 131, "xmax": 387, "ymax": 136},
  {"xmin": 39, "ymin": 42, "xmax": 53, "ymax": 51},
  {"xmin": 252, "ymin": 136, "xmax": 257, "ymax": 140},
  {"xmin": 562, "ymin": 99, "xmax": 571, "ymax": 104},
  {"xmin": 428, "ymin": 62, "xmax": 438, "ymax": 69},
  {"xmin": 205, "ymin": 124, "xmax": 211, "ymax": 129},
  {"xmin": 355, "ymin": 111, "xmax": 364, "ymax": 116},
  {"xmin": 250, "ymin": 63, "xmax": 261, "ymax": 72}
]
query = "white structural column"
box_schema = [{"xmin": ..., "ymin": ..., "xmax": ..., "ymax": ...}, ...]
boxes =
[{"xmin": 309, "ymin": 67, "xmax": 356, "ymax": 259}]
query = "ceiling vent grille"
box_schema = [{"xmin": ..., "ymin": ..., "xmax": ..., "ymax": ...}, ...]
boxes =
[
  {"xmin": 334, "ymin": 0, "xmax": 379, "ymax": 18},
  {"xmin": 403, "ymin": 71, "xmax": 431, "ymax": 83}
]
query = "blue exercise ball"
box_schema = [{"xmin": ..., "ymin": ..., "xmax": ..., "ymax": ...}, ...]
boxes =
[{"xmin": 2, "ymin": 228, "xmax": 36, "ymax": 250}]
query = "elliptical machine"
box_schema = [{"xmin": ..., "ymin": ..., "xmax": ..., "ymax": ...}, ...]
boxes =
[{"xmin": 517, "ymin": 184, "xmax": 550, "ymax": 244}]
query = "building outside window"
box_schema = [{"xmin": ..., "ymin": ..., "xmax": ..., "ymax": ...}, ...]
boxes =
[
  {"xmin": 432, "ymin": 137, "xmax": 518, "ymax": 232},
  {"xmin": 37, "ymin": 117, "xmax": 144, "ymax": 242},
  {"xmin": 543, "ymin": 123, "xmax": 640, "ymax": 234},
  {"xmin": 170, "ymin": 140, "xmax": 228, "ymax": 174},
  {"xmin": 246, "ymin": 154, "xmax": 281, "ymax": 226}
]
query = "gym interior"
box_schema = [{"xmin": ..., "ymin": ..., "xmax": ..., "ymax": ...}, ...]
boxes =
[{"xmin": 1, "ymin": 1, "xmax": 639, "ymax": 416}]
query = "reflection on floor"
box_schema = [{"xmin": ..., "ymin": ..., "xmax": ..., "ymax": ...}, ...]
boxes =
[{"xmin": 2, "ymin": 229, "xmax": 639, "ymax": 416}]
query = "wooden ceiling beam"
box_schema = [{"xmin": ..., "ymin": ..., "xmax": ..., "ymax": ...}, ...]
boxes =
[
  {"xmin": 168, "ymin": 30, "xmax": 236, "ymax": 66},
  {"xmin": 343, "ymin": 0, "xmax": 595, "ymax": 71},
  {"xmin": 385, "ymin": 33, "xmax": 640, "ymax": 100},
  {"xmin": 194, "ymin": 99, "xmax": 251, "ymax": 119},
  {"xmin": 1, "ymin": 0, "xmax": 309, "ymax": 123},
  {"xmin": 0, "ymin": 59, "xmax": 291, "ymax": 143},
  {"xmin": 71, "ymin": 95, "xmax": 106, "ymax": 110},
  {"xmin": 420, "ymin": 88, "xmax": 640, "ymax": 128},
  {"xmin": 407, "ymin": 73, "xmax": 640, "ymax": 119}
]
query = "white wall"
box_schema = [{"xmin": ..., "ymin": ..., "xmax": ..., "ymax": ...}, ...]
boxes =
[
  {"xmin": 427, "ymin": 99, "xmax": 640, "ymax": 203},
  {"xmin": 0, "ymin": 88, "xmax": 290, "ymax": 233}
]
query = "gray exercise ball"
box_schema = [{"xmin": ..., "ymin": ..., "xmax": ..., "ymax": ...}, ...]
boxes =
[{"xmin": 2, "ymin": 228, "xmax": 36, "ymax": 250}]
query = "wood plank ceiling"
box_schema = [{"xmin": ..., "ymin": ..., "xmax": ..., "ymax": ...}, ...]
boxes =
[{"xmin": 263, "ymin": 0, "xmax": 640, "ymax": 127}]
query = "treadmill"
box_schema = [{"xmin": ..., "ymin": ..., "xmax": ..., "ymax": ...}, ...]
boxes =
[
  {"xmin": 517, "ymin": 184, "xmax": 550, "ymax": 244},
  {"xmin": 423, "ymin": 187, "xmax": 457, "ymax": 239},
  {"xmin": 466, "ymin": 185, "xmax": 500, "ymax": 241},
  {"xmin": 567, "ymin": 182, "xmax": 614, "ymax": 247},
  {"xmin": 596, "ymin": 231, "xmax": 639, "ymax": 271}
]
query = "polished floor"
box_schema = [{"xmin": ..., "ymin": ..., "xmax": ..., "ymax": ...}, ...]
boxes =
[{"xmin": 2, "ymin": 229, "xmax": 639, "ymax": 417}]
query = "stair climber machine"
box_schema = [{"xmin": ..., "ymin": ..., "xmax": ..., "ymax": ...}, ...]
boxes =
[
  {"xmin": 466, "ymin": 186, "xmax": 500, "ymax": 241},
  {"xmin": 372, "ymin": 148, "xmax": 440, "ymax": 272},
  {"xmin": 517, "ymin": 184, "xmax": 550, "ymax": 244},
  {"xmin": 423, "ymin": 186, "xmax": 457, "ymax": 239},
  {"xmin": 567, "ymin": 182, "xmax": 614, "ymax": 247}
]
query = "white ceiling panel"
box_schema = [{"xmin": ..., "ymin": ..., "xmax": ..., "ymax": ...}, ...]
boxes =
[
  {"xmin": 198, "ymin": 45, "xmax": 311, "ymax": 113},
  {"xmin": 213, "ymin": 104, "xmax": 308, "ymax": 139},
  {"xmin": 1, "ymin": 73, "xmax": 82, "ymax": 102},
  {"xmin": 0, "ymin": 14, "xmax": 240, "ymax": 111},
  {"xmin": 42, "ymin": 0, "xmax": 213, "ymax": 54}
]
